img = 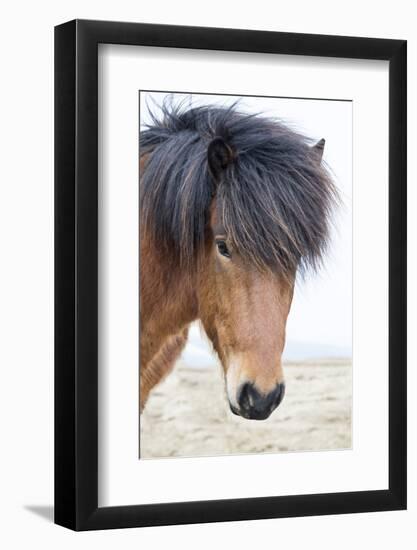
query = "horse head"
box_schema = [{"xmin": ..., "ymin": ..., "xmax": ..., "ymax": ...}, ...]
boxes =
[{"xmin": 140, "ymin": 102, "xmax": 336, "ymax": 420}]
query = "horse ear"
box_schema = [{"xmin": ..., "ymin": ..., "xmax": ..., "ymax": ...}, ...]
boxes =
[
  {"xmin": 208, "ymin": 137, "xmax": 235, "ymax": 181},
  {"xmin": 311, "ymin": 138, "xmax": 325, "ymax": 164}
]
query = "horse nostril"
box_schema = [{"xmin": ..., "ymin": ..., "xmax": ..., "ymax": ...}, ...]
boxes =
[
  {"xmin": 238, "ymin": 382, "xmax": 252, "ymax": 412},
  {"xmin": 237, "ymin": 382, "xmax": 285, "ymax": 420}
]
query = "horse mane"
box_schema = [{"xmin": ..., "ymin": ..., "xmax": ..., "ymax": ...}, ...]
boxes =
[{"xmin": 140, "ymin": 98, "xmax": 338, "ymax": 276}]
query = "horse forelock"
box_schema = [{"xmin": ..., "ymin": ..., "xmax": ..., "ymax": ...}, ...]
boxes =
[{"xmin": 140, "ymin": 99, "xmax": 339, "ymax": 277}]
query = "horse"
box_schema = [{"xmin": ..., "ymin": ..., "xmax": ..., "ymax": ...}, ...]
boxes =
[{"xmin": 139, "ymin": 100, "xmax": 337, "ymax": 420}]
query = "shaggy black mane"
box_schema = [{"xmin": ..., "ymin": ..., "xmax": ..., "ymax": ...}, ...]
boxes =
[{"xmin": 140, "ymin": 98, "xmax": 338, "ymax": 275}]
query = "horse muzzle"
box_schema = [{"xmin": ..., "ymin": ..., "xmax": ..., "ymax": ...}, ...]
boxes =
[{"xmin": 230, "ymin": 382, "xmax": 285, "ymax": 420}]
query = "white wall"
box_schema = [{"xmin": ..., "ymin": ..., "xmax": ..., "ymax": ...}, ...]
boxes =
[{"xmin": 0, "ymin": 1, "xmax": 415, "ymax": 549}]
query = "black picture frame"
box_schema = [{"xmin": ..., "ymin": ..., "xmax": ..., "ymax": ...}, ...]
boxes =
[{"xmin": 55, "ymin": 19, "xmax": 407, "ymax": 531}]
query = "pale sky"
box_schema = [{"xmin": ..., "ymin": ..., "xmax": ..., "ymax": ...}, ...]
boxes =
[{"xmin": 140, "ymin": 91, "xmax": 352, "ymax": 361}]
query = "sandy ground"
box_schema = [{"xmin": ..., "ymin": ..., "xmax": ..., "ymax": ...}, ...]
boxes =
[{"xmin": 140, "ymin": 360, "xmax": 352, "ymax": 459}]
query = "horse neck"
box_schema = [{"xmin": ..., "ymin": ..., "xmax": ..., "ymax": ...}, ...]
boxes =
[{"xmin": 140, "ymin": 240, "xmax": 199, "ymax": 345}]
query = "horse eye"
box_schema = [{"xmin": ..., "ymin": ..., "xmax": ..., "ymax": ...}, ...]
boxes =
[{"xmin": 216, "ymin": 240, "xmax": 231, "ymax": 258}]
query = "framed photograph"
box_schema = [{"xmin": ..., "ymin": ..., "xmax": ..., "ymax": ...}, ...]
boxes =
[{"xmin": 55, "ymin": 19, "xmax": 406, "ymax": 530}]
